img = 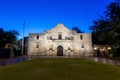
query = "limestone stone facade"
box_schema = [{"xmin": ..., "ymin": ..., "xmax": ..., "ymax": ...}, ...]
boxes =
[{"xmin": 28, "ymin": 24, "xmax": 93, "ymax": 56}]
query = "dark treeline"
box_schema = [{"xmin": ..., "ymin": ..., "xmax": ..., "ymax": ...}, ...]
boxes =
[
  {"xmin": 90, "ymin": 1, "xmax": 120, "ymax": 55},
  {"xmin": 0, "ymin": 28, "xmax": 19, "ymax": 47},
  {"xmin": 72, "ymin": 26, "xmax": 84, "ymax": 33}
]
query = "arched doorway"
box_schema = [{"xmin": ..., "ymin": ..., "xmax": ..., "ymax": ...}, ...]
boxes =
[{"xmin": 57, "ymin": 45, "xmax": 63, "ymax": 56}]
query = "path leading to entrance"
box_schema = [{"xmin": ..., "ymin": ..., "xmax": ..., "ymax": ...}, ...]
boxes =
[
  {"xmin": 0, "ymin": 55, "xmax": 120, "ymax": 66},
  {"xmin": 0, "ymin": 56, "xmax": 28, "ymax": 66},
  {"xmin": 85, "ymin": 57, "xmax": 120, "ymax": 66}
]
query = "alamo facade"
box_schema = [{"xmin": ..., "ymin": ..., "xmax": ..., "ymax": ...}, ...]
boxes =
[{"xmin": 28, "ymin": 24, "xmax": 93, "ymax": 57}]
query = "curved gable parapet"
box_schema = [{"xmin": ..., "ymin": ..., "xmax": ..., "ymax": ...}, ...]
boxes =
[{"xmin": 48, "ymin": 23, "xmax": 72, "ymax": 33}]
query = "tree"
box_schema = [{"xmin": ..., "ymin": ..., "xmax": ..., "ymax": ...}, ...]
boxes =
[
  {"xmin": 0, "ymin": 28, "xmax": 19, "ymax": 47},
  {"xmin": 90, "ymin": 18, "xmax": 110, "ymax": 44},
  {"xmin": 105, "ymin": 1, "xmax": 120, "ymax": 55},
  {"xmin": 90, "ymin": 1, "xmax": 120, "ymax": 56},
  {"xmin": 72, "ymin": 26, "xmax": 84, "ymax": 33},
  {"xmin": 0, "ymin": 28, "xmax": 5, "ymax": 47}
]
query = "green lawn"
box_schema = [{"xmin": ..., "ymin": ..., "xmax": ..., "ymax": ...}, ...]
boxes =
[{"xmin": 0, "ymin": 58, "xmax": 120, "ymax": 80}]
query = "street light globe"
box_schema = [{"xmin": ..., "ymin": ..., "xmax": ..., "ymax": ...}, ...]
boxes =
[
  {"xmin": 102, "ymin": 49, "xmax": 105, "ymax": 51},
  {"xmin": 108, "ymin": 47, "xmax": 111, "ymax": 50},
  {"xmin": 94, "ymin": 47, "xmax": 97, "ymax": 50}
]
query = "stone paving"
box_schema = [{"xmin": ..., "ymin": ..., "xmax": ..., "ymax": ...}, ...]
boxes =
[
  {"xmin": 85, "ymin": 57, "xmax": 120, "ymax": 66},
  {"xmin": 0, "ymin": 56, "xmax": 120, "ymax": 66},
  {"xmin": 0, "ymin": 56, "xmax": 28, "ymax": 66}
]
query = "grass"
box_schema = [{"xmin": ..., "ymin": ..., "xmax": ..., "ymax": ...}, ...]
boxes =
[{"xmin": 0, "ymin": 58, "xmax": 120, "ymax": 80}]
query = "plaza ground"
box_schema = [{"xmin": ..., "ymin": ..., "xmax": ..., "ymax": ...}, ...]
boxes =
[{"xmin": 0, "ymin": 58, "xmax": 120, "ymax": 80}]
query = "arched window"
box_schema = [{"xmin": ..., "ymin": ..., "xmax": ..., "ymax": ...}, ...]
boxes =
[
  {"xmin": 81, "ymin": 44, "xmax": 84, "ymax": 48},
  {"xmin": 80, "ymin": 35, "xmax": 83, "ymax": 40},
  {"xmin": 58, "ymin": 34, "xmax": 62, "ymax": 40},
  {"xmin": 36, "ymin": 44, "xmax": 39, "ymax": 48},
  {"xmin": 36, "ymin": 35, "xmax": 39, "ymax": 39},
  {"xmin": 50, "ymin": 36, "xmax": 52, "ymax": 40}
]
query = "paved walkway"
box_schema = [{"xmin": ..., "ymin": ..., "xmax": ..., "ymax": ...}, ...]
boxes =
[
  {"xmin": 0, "ymin": 56, "xmax": 120, "ymax": 66},
  {"xmin": 0, "ymin": 56, "xmax": 28, "ymax": 66},
  {"xmin": 85, "ymin": 57, "xmax": 120, "ymax": 66}
]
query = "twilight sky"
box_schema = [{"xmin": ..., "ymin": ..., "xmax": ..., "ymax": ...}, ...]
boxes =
[{"xmin": 0, "ymin": 0, "xmax": 114, "ymax": 38}]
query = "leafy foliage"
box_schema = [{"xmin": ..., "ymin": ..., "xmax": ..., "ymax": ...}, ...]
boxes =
[
  {"xmin": 0, "ymin": 28, "xmax": 19, "ymax": 47},
  {"xmin": 72, "ymin": 26, "xmax": 84, "ymax": 33},
  {"xmin": 90, "ymin": 1, "xmax": 120, "ymax": 55},
  {"xmin": 90, "ymin": 18, "xmax": 110, "ymax": 44}
]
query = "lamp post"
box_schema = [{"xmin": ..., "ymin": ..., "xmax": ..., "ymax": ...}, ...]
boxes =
[
  {"xmin": 107, "ymin": 46, "xmax": 111, "ymax": 58},
  {"xmin": 94, "ymin": 47, "xmax": 97, "ymax": 57},
  {"xmin": 18, "ymin": 35, "xmax": 23, "ymax": 55},
  {"xmin": 107, "ymin": 47, "xmax": 111, "ymax": 54},
  {"xmin": 22, "ymin": 21, "xmax": 25, "ymax": 55},
  {"xmin": 81, "ymin": 47, "xmax": 84, "ymax": 58}
]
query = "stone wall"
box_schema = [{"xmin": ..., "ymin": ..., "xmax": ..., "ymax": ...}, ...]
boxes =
[{"xmin": 28, "ymin": 24, "xmax": 93, "ymax": 57}]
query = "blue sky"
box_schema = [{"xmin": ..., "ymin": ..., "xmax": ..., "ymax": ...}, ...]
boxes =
[{"xmin": 0, "ymin": 0, "xmax": 114, "ymax": 38}]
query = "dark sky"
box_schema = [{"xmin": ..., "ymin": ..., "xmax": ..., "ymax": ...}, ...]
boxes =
[{"xmin": 0, "ymin": 0, "xmax": 114, "ymax": 38}]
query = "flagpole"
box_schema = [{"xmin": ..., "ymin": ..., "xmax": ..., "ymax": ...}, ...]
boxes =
[{"xmin": 22, "ymin": 21, "xmax": 25, "ymax": 55}]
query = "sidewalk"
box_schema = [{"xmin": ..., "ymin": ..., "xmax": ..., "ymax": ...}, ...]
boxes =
[
  {"xmin": 1, "ymin": 56, "xmax": 120, "ymax": 66},
  {"xmin": 0, "ymin": 56, "xmax": 28, "ymax": 66},
  {"xmin": 85, "ymin": 57, "xmax": 120, "ymax": 66}
]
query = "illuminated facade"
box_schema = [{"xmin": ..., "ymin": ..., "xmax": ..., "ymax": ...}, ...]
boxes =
[{"xmin": 28, "ymin": 24, "xmax": 93, "ymax": 56}]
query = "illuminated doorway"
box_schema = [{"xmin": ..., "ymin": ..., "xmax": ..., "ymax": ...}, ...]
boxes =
[{"xmin": 57, "ymin": 45, "xmax": 63, "ymax": 56}]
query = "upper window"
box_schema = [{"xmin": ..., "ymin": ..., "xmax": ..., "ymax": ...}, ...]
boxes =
[
  {"xmin": 58, "ymin": 34, "xmax": 62, "ymax": 40},
  {"xmin": 81, "ymin": 44, "xmax": 84, "ymax": 48},
  {"xmin": 36, "ymin": 35, "xmax": 39, "ymax": 39},
  {"xmin": 49, "ymin": 47, "xmax": 53, "ymax": 50},
  {"xmin": 80, "ymin": 35, "xmax": 83, "ymax": 40},
  {"xmin": 36, "ymin": 44, "xmax": 39, "ymax": 48},
  {"xmin": 50, "ymin": 36, "xmax": 52, "ymax": 40},
  {"xmin": 71, "ymin": 37, "xmax": 74, "ymax": 40},
  {"xmin": 68, "ymin": 47, "xmax": 71, "ymax": 50}
]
